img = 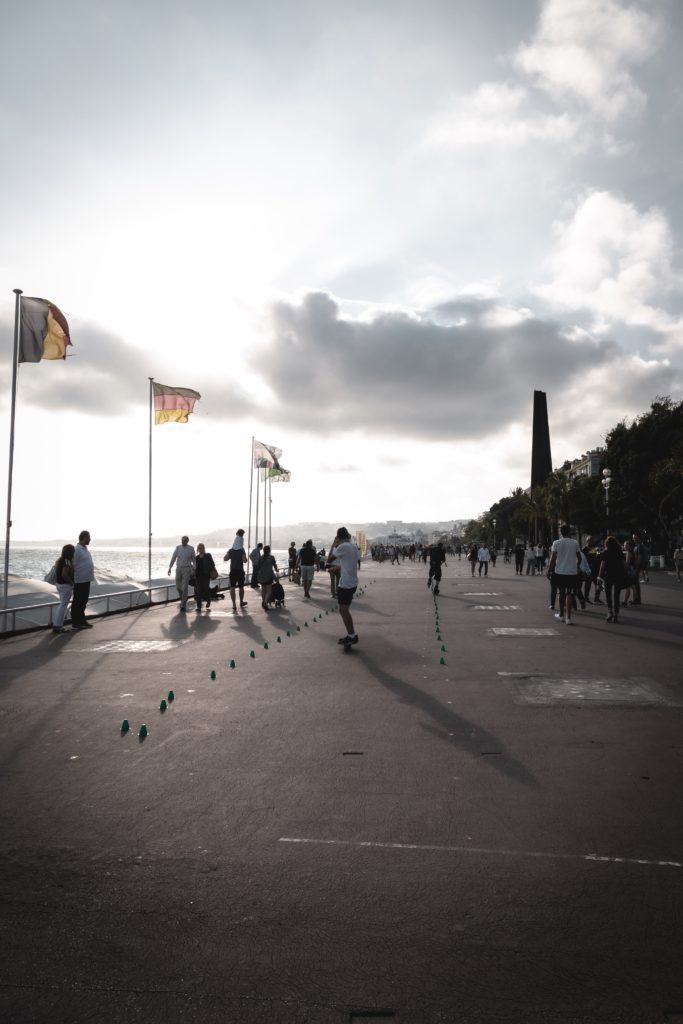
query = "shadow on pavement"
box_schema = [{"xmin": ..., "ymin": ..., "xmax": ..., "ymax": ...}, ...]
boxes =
[{"xmin": 359, "ymin": 650, "xmax": 539, "ymax": 789}]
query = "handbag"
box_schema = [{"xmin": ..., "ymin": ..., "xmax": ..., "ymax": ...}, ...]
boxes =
[
  {"xmin": 44, "ymin": 564, "xmax": 58, "ymax": 585},
  {"xmin": 209, "ymin": 567, "xmax": 218, "ymax": 580}
]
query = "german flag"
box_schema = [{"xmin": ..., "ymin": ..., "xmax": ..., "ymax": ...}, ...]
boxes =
[
  {"xmin": 153, "ymin": 382, "xmax": 201, "ymax": 424},
  {"xmin": 19, "ymin": 297, "xmax": 72, "ymax": 362}
]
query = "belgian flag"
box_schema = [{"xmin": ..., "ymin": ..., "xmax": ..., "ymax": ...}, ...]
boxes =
[{"xmin": 19, "ymin": 297, "xmax": 71, "ymax": 362}]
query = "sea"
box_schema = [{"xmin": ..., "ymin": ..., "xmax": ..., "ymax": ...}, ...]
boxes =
[{"xmin": 3, "ymin": 545, "xmax": 290, "ymax": 584}]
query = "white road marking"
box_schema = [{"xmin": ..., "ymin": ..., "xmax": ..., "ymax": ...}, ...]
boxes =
[
  {"xmin": 278, "ymin": 837, "xmax": 680, "ymax": 868},
  {"xmin": 77, "ymin": 640, "xmax": 188, "ymax": 652},
  {"xmin": 490, "ymin": 627, "xmax": 559, "ymax": 636},
  {"xmin": 471, "ymin": 605, "xmax": 520, "ymax": 610}
]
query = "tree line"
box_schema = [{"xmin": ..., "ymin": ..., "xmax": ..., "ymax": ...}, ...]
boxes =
[{"xmin": 459, "ymin": 397, "xmax": 683, "ymax": 555}]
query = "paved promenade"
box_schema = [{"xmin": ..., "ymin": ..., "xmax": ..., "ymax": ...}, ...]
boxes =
[{"xmin": 1, "ymin": 559, "xmax": 682, "ymax": 1023}]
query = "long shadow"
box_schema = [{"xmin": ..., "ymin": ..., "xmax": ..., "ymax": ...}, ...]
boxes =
[
  {"xmin": 358, "ymin": 649, "xmax": 539, "ymax": 788},
  {"xmin": 0, "ymin": 610, "xmax": 147, "ymax": 771}
]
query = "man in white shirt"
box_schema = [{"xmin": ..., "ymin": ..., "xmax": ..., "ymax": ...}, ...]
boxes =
[
  {"xmin": 478, "ymin": 544, "xmax": 491, "ymax": 576},
  {"xmin": 72, "ymin": 530, "xmax": 95, "ymax": 629},
  {"xmin": 547, "ymin": 524, "xmax": 581, "ymax": 625},
  {"xmin": 168, "ymin": 536, "xmax": 196, "ymax": 612},
  {"xmin": 327, "ymin": 526, "xmax": 360, "ymax": 647}
]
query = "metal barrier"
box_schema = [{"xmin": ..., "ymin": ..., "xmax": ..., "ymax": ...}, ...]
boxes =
[{"xmin": 0, "ymin": 569, "xmax": 289, "ymax": 638}]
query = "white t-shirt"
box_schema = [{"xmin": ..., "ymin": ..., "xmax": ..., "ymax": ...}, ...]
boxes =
[
  {"xmin": 332, "ymin": 541, "xmax": 359, "ymax": 589},
  {"xmin": 551, "ymin": 537, "xmax": 581, "ymax": 575},
  {"xmin": 73, "ymin": 543, "xmax": 95, "ymax": 584}
]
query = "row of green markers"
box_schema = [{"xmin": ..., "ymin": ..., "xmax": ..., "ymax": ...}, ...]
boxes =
[
  {"xmin": 119, "ymin": 580, "xmax": 375, "ymax": 739},
  {"xmin": 433, "ymin": 583, "xmax": 447, "ymax": 665}
]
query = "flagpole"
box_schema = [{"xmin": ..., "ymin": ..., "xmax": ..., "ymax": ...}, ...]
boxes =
[
  {"xmin": 148, "ymin": 378, "xmax": 154, "ymax": 588},
  {"xmin": 3, "ymin": 289, "xmax": 22, "ymax": 606},
  {"xmin": 247, "ymin": 436, "xmax": 254, "ymax": 553}
]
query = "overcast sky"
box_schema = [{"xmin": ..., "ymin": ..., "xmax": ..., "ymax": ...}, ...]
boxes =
[{"xmin": 1, "ymin": 0, "xmax": 682, "ymax": 541}]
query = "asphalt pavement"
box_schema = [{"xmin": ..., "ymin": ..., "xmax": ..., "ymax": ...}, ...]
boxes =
[{"xmin": 1, "ymin": 558, "xmax": 682, "ymax": 1023}]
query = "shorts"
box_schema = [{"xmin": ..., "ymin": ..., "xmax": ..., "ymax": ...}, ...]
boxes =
[
  {"xmin": 301, "ymin": 565, "xmax": 315, "ymax": 581},
  {"xmin": 337, "ymin": 585, "xmax": 357, "ymax": 606},
  {"xmin": 229, "ymin": 569, "xmax": 246, "ymax": 588},
  {"xmin": 555, "ymin": 573, "xmax": 579, "ymax": 592}
]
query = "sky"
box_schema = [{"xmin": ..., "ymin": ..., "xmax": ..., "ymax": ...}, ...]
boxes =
[{"xmin": 1, "ymin": 0, "xmax": 682, "ymax": 541}]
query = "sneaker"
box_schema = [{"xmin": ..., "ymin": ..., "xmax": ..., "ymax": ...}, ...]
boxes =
[
  {"xmin": 71, "ymin": 625, "xmax": 85, "ymax": 631},
  {"xmin": 344, "ymin": 634, "xmax": 359, "ymax": 646},
  {"xmin": 606, "ymin": 614, "xmax": 613, "ymax": 622},
  {"xmin": 338, "ymin": 635, "xmax": 349, "ymax": 644},
  {"xmin": 565, "ymin": 617, "xmax": 572, "ymax": 625},
  {"xmin": 554, "ymin": 612, "xmax": 562, "ymax": 619},
  {"xmin": 240, "ymin": 601, "xmax": 248, "ymax": 608},
  {"xmin": 81, "ymin": 622, "xmax": 93, "ymax": 629},
  {"xmin": 548, "ymin": 605, "xmax": 555, "ymax": 610},
  {"xmin": 52, "ymin": 627, "xmax": 66, "ymax": 634},
  {"xmin": 179, "ymin": 606, "xmax": 187, "ymax": 612}
]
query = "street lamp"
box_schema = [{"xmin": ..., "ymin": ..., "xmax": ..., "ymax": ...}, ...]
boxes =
[
  {"xmin": 602, "ymin": 468, "xmax": 611, "ymax": 533},
  {"xmin": 492, "ymin": 518, "xmax": 497, "ymax": 551}
]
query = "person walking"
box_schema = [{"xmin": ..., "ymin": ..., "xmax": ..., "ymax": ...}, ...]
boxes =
[
  {"xmin": 597, "ymin": 535, "xmax": 626, "ymax": 623},
  {"xmin": 525, "ymin": 543, "xmax": 537, "ymax": 576},
  {"xmin": 168, "ymin": 536, "xmax": 196, "ymax": 612},
  {"xmin": 194, "ymin": 543, "xmax": 216, "ymax": 612},
  {"xmin": 428, "ymin": 542, "xmax": 446, "ymax": 593},
  {"xmin": 547, "ymin": 524, "xmax": 581, "ymax": 625},
  {"xmin": 249, "ymin": 542, "xmax": 263, "ymax": 589},
  {"xmin": 467, "ymin": 544, "xmax": 479, "ymax": 577},
  {"xmin": 224, "ymin": 537, "xmax": 248, "ymax": 611},
  {"xmin": 288, "ymin": 541, "xmax": 297, "ymax": 581},
  {"xmin": 631, "ymin": 533, "xmax": 648, "ymax": 604},
  {"xmin": 674, "ymin": 544, "xmax": 683, "ymax": 582},
  {"xmin": 257, "ymin": 545, "xmax": 278, "ymax": 610},
  {"xmin": 71, "ymin": 530, "xmax": 95, "ymax": 630},
  {"xmin": 52, "ymin": 544, "xmax": 75, "ymax": 634},
  {"xmin": 478, "ymin": 544, "xmax": 491, "ymax": 577},
  {"xmin": 298, "ymin": 539, "xmax": 317, "ymax": 598},
  {"xmin": 327, "ymin": 527, "xmax": 360, "ymax": 647},
  {"xmin": 514, "ymin": 542, "xmax": 525, "ymax": 575}
]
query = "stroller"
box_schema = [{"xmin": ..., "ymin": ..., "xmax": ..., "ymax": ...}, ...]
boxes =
[{"xmin": 267, "ymin": 580, "xmax": 286, "ymax": 608}]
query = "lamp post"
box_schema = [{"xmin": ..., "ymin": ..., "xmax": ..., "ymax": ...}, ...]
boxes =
[
  {"xmin": 492, "ymin": 518, "xmax": 497, "ymax": 552},
  {"xmin": 602, "ymin": 468, "xmax": 611, "ymax": 534}
]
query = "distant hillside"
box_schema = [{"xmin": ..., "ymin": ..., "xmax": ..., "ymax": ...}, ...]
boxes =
[{"xmin": 31, "ymin": 521, "xmax": 470, "ymax": 549}]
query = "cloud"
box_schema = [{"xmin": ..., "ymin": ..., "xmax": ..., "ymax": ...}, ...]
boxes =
[
  {"xmin": 424, "ymin": 0, "xmax": 662, "ymax": 154},
  {"xmin": 515, "ymin": 0, "xmax": 660, "ymax": 122},
  {"xmin": 423, "ymin": 81, "xmax": 578, "ymax": 149},
  {"xmin": 253, "ymin": 290, "xmax": 679, "ymax": 442},
  {"xmin": 533, "ymin": 190, "xmax": 683, "ymax": 346}
]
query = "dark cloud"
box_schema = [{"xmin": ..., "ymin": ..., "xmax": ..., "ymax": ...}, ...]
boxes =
[{"xmin": 254, "ymin": 291, "xmax": 631, "ymax": 440}]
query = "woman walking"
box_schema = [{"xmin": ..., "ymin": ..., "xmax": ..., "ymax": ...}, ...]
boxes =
[
  {"xmin": 52, "ymin": 544, "xmax": 75, "ymax": 634},
  {"xmin": 194, "ymin": 543, "xmax": 217, "ymax": 612},
  {"xmin": 598, "ymin": 536, "xmax": 625, "ymax": 623},
  {"xmin": 468, "ymin": 544, "xmax": 479, "ymax": 578},
  {"xmin": 257, "ymin": 545, "xmax": 278, "ymax": 610}
]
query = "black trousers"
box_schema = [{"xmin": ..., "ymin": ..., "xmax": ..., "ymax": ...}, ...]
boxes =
[{"xmin": 71, "ymin": 581, "xmax": 91, "ymax": 626}]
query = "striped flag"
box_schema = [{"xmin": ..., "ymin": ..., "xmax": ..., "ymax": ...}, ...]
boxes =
[
  {"xmin": 19, "ymin": 297, "xmax": 71, "ymax": 362},
  {"xmin": 261, "ymin": 466, "xmax": 291, "ymax": 483},
  {"xmin": 253, "ymin": 439, "xmax": 282, "ymax": 468},
  {"xmin": 153, "ymin": 382, "xmax": 201, "ymax": 424}
]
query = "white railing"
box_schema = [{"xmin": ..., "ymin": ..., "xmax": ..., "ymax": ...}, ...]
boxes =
[{"xmin": 0, "ymin": 569, "xmax": 289, "ymax": 637}]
